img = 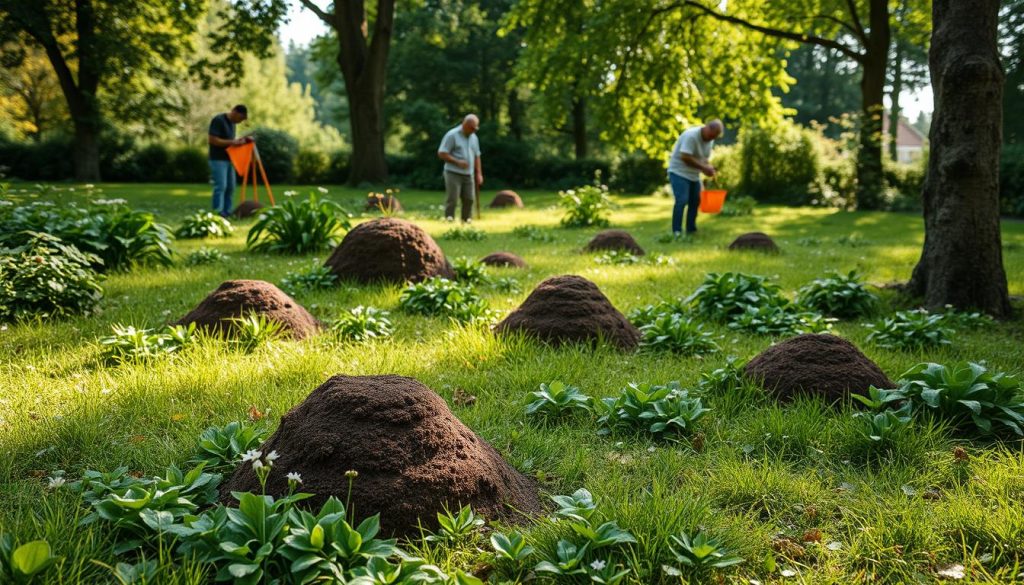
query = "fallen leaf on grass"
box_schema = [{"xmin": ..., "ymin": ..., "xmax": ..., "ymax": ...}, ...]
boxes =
[
  {"xmin": 937, "ymin": 564, "xmax": 965, "ymax": 579},
  {"xmin": 170, "ymin": 413, "xmax": 185, "ymax": 422},
  {"xmin": 801, "ymin": 529, "xmax": 823, "ymax": 543},
  {"xmin": 247, "ymin": 406, "xmax": 264, "ymax": 421},
  {"xmin": 452, "ymin": 389, "xmax": 477, "ymax": 406}
]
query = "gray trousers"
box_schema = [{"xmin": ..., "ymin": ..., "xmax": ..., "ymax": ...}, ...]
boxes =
[{"xmin": 444, "ymin": 170, "xmax": 475, "ymax": 221}]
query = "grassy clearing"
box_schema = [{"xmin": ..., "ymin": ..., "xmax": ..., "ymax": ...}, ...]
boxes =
[{"xmin": 1, "ymin": 183, "xmax": 1023, "ymax": 583}]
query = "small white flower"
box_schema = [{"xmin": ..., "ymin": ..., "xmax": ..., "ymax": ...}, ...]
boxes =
[
  {"xmin": 252, "ymin": 459, "xmax": 265, "ymax": 471},
  {"xmin": 317, "ymin": 186, "xmax": 328, "ymax": 193},
  {"xmin": 84, "ymin": 184, "xmax": 95, "ymax": 189},
  {"xmin": 47, "ymin": 476, "xmax": 65, "ymax": 489},
  {"xmin": 241, "ymin": 449, "xmax": 262, "ymax": 463},
  {"xmin": 284, "ymin": 190, "xmax": 297, "ymax": 197},
  {"xmin": 265, "ymin": 450, "xmax": 280, "ymax": 463},
  {"xmin": 590, "ymin": 560, "xmax": 606, "ymax": 571},
  {"xmin": 286, "ymin": 472, "xmax": 302, "ymax": 484}
]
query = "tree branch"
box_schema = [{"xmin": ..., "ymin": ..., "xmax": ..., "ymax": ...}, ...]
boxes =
[
  {"xmin": 297, "ymin": 0, "xmax": 333, "ymax": 27},
  {"xmin": 809, "ymin": 13, "xmax": 861, "ymax": 40},
  {"xmin": 845, "ymin": 0, "xmax": 867, "ymax": 42}
]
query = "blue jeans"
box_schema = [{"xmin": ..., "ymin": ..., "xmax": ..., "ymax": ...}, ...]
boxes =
[
  {"xmin": 669, "ymin": 173, "xmax": 701, "ymax": 234},
  {"xmin": 209, "ymin": 159, "xmax": 236, "ymax": 216}
]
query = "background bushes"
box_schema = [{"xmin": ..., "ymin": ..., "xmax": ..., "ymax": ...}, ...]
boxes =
[{"xmin": 1000, "ymin": 144, "xmax": 1024, "ymax": 217}]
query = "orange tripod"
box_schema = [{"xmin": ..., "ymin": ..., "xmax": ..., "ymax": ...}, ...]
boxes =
[{"xmin": 227, "ymin": 141, "xmax": 275, "ymax": 206}]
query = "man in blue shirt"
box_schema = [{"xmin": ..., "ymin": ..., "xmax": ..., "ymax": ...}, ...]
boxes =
[
  {"xmin": 208, "ymin": 105, "xmax": 249, "ymax": 217},
  {"xmin": 437, "ymin": 114, "xmax": 483, "ymax": 222}
]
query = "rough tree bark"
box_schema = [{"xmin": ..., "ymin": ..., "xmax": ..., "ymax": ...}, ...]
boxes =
[
  {"xmin": 908, "ymin": 0, "xmax": 1011, "ymax": 318},
  {"xmin": 572, "ymin": 96, "xmax": 587, "ymax": 160}
]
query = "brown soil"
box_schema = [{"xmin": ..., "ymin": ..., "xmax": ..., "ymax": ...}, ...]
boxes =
[
  {"xmin": 365, "ymin": 194, "xmax": 403, "ymax": 213},
  {"xmin": 480, "ymin": 252, "xmax": 527, "ymax": 268},
  {"xmin": 174, "ymin": 279, "xmax": 320, "ymax": 340},
  {"xmin": 584, "ymin": 230, "xmax": 645, "ymax": 255},
  {"xmin": 220, "ymin": 374, "xmax": 543, "ymax": 537},
  {"xmin": 489, "ymin": 190, "xmax": 524, "ymax": 208},
  {"xmin": 324, "ymin": 218, "xmax": 455, "ymax": 283},
  {"xmin": 233, "ymin": 200, "xmax": 263, "ymax": 219},
  {"xmin": 728, "ymin": 232, "xmax": 779, "ymax": 252},
  {"xmin": 743, "ymin": 334, "xmax": 895, "ymax": 404},
  {"xmin": 494, "ymin": 275, "xmax": 640, "ymax": 350}
]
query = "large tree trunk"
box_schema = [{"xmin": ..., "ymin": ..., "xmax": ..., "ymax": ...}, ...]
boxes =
[
  {"xmin": 854, "ymin": 0, "xmax": 890, "ymax": 210},
  {"xmin": 346, "ymin": 79, "xmax": 388, "ymax": 184},
  {"xmin": 889, "ymin": 40, "xmax": 904, "ymax": 161},
  {"xmin": 908, "ymin": 0, "xmax": 1010, "ymax": 318},
  {"xmin": 572, "ymin": 95, "xmax": 587, "ymax": 160},
  {"xmin": 72, "ymin": 118, "xmax": 101, "ymax": 180}
]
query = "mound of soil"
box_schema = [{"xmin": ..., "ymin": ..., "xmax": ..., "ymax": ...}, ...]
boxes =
[
  {"xmin": 174, "ymin": 279, "xmax": 320, "ymax": 339},
  {"xmin": 494, "ymin": 275, "xmax": 640, "ymax": 350},
  {"xmin": 220, "ymin": 375, "xmax": 543, "ymax": 536},
  {"xmin": 489, "ymin": 190, "xmax": 524, "ymax": 208},
  {"xmin": 728, "ymin": 232, "xmax": 779, "ymax": 252},
  {"xmin": 365, "ymin": 193, "xmax": 403, "ymax": 213},
  {"xmin": 584, "ymin": 230, "xmax": 645, "ymax": 255},
  {"xmin": 324, "ymin": 218, "xmax": 455, "ymax": 283},
  {"xmin": 480, "ymin": 252, "xmax": 527, "ymax": 268},
  {"xmin": 743, "ymin": 334, "xmax": 895, "ymax": 403},
  {"xmin": 233, "ymin": 200, "xmax": 263, "ymax": 219}
]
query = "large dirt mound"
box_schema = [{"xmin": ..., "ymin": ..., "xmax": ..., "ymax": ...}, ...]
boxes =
[
  {"xmin": 233, "ymin": 200, "xmax": 263, "ymax": 219},
  {"xmin": 495, "ymin": 275, "xmax": 640, "ymax": 350},
  {"xmin": 584, "ymin": 230, "xmax": 645, "ymax": 255},
  {"xmin": 365, "ymin": 193, "xmax": 403, "ymax": 213},
  {"xmin": 729, "ymin": 232, "xmax": 779, "ymax": 252},
  {"xmin": 221, "ymin": 375, "xmax": 543, "ymax": 536},
  {"xmin": 174, "ymin": 279, "xmax": 319, "ymax": 339},
  {"xmin": 481, "ymin": 252, "xmax": 527, "ymax": 268},
  {"xmin": 324, "ymin": 218, "xmax": 455, "ymax": 283},
  {"xmin": 743, "ymin": 334, "xmax": 894, "ymax": 403},
  {"xmin": 489, "ymin": 190, "xmax": 524, "ymax": 208}
]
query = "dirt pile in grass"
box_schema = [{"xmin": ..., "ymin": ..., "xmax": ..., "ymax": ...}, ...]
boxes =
[
  {"xmin": 480, "ymin": 252, "xmax": 527, "ymax": 268},
  {"xmin": 221, "ymin": 374, "xmax": 543, "ymax": 536},
  {"xmin": 324, "ymin": 218, "xmax": 455, "ymax": 283},
  {"xmin": 584, "ymin": 230, "xmax": 645, "ymax": 255},
  {"xmin": 743, "ymin": 334, "xmax": 894, "ymax": 403},
  {"xmin": 489, "ymin": 190, "xmax": 524, "ymax": 208},
  {"xmin": 174, "ymin": 279, "xmax": 320, "ymax": 339},
  {"xmin": 728, "ymin": 232, "xmax": 779, "ymax": 252},
  {"xmin": 495, "ymin": 275, "xmax": 640, "ymax": 350},
  {"xmin": 233, "ymin": 200, "xmax": 263, "ymax": 219},
  {"xmin": 365, "ymin": 193, "xmax": 403, "ymax": 213}
]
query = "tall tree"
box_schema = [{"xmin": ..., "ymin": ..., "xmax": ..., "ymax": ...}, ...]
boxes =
[
  {"xmin": 908, "ymin": 0, "xmax": 1010, "ymax": 317},
  {"xmin": 780, "ymin": 44, "xmax": 861, "ymax": 136},
  {"xmin": 0, "ymin": 42, "xmax": 66, "ymax": 141},
  {"xmin": 0, "ymin": 1, "xmax": 205, "ymax": 180}
]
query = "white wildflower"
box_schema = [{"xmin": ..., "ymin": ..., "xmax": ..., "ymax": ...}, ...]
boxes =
[
  {"xmin": 286, "ymin": 472, "xmax": 302, "ymax": 484},
  {"xmin": 317, "ymin": 186, "xmax": 328, "ymax": 193},
  {"xmin": 252, "ymin": 459, "xmax": 265, "ymax": 471},
  {"xmin": 590, "ymin": 560, "xmax": 606, "ymax": 571},
  {"xmin": 265, "ymin": 450, "xmax": 280, "ymax": 463},
  {"xmin": 47, "ymin": 476, "xmax": 65, "ymax": 489},
  {"xmin": 241, "ymin": 449, "xmax": 262, "ymax": 463}
]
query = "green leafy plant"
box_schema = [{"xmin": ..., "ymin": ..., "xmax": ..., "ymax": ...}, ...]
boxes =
[
  {"xmin": 328, "ymin": 306, "xmax": 395, "ymax": 342},
  {"xmin": 191, "ymin": 421, "xmax": 270, "ymax": 471},
  {"xmin": 426, "ymin": 505, "xmax": 485, "ymax": 544},
  {"xmin": 535, "ymin": 539, "xmax": 589, "ymax": 578},
  {"xmin": 638, "ymin": 314, "xmax": 720, "ymax": 355},
  {"xmin": 796, "ymin": 270, "xmax": 878, "ymax": 318},
  {"xmin": 662, "ymin": 530, "xmax": 744, "ymax": 574},
  {"xmin": 230, "ymin": 313, "xmax": 287, "ymax": 352},
  {"xmin": 596, "ymin": 382, "xmax": 709, "ymax": 438},
  {"xmin": 98, "ymin": 323, "xmax": 197, "ymax": 362},
  {"xmin": 727, "ymin": 304, "xmax": 833, "ymax": 336},
  {"xmin": 441, "ymin": 226, "xmax": 487, "ymax": 241},
  {"xmin": 0, "ymin": 536, "xmax": 61, "ymax": 584},
  {"xmin": 512, "ymin": 224, "xmax": 555, "ymax": 242},
  {"xmin": 853, "ymin": 402, "xmax": 914, "ymax": 443},
  {"xmin": 685, "ymin": 272, "xmax": 787, "ymax": 321},
  {"xmin": 898, "ymin": 362, "xmax": 1024, "ymax": 435},
  {"xmin": 719, "ymin": 195, "xmax": 757, "ymax": 217},
  {"xmin": 559, "ymin": 183, "xmax": 614, "ymax": 228},
  {"xmin": 451, "ymin": 257, "xmax": 490, "ymax": 284},
  {"xmin": 537, "ymin": 489, "xmax": 636, "ymax": 581},
  {"xmin": 593, "ymin": 250, "xmax": 642, "ymax": 265},
  {"xmin": 247, "ymin": 193, "xmax": 350, "ymax": 254},
  {"xmin": 489, "ymin": 276, "xmax": 522, "ymax": 294},
  {"xmin": 0, "ymin": 232, "xmax": 104, "ymax": 322},
  {"xmin": 525, "ymin": 381, "xmax": 593, "ymax": 419},
  {"xmin": 175, "ymin": 211, "xmax": 234, "ymax": 239},
  {"xmin": 866, "ymin": 310, "xmax": 952, "ymax": 351},
  {"xmin": 399, "ymin": 277, "xmax": 496, "ymax": 324},
  {"xmin": 698, "ymin": 357, "xmax": 746, "ymax": 392},
  {"xmin": 280, "ymin": 264, "xmax": 338, "ymax": 296},
  {"xmin": 491, "ymin": 531, "xmax": 535, "ymax": 563},
  {"xmin": 184, "ymin": 247, "xmax": 228, "ymax": 266}
]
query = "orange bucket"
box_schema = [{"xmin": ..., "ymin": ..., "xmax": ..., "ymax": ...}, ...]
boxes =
[{"xmin": 700, "ymin": 189, "xmax": 728, "ymax": 214}]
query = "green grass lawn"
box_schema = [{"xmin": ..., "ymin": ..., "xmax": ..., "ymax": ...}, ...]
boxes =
[{"xmin": 2, "ymin": 182, "xmax": 1024, "ymax": 583}]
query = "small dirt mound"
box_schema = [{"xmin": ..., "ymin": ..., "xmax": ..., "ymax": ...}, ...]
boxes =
[
  {"xmin": 489, "ymin": 190, "xmax": 524, "ymax": 208},
  {"xmin": 495, "ymin": 275, "xmax": 640, "ymax": 350},
  {"xmin": 174, "ymin": 279, "xmax": 320, "ymax": 339},
  {"xmin": 324, "ymin": 218, "xmax": 455, "ymax": 283},
  {"xmin": 743, "ymin": 334, "xmax": 894, "ymax": 403},
  {"xmin": 233, "ymin": 200, "xmax": 263, "ymax": 219},
  {"xmin": 221, "ymin": 375, "xmax": 543, "ymax": 536},
  {"xmin": 584, "ymin": 230, "xmax": 645, "ymax": 255},
  {"xmin": 729, "ymin": 232, "xmax": 779, "ymax": 252},
  {"xmin": 480, "ymin": 252, "xmax": 527, "ymax": 268},
  {"xmin": 365, "ymin": 193, "xmax": 403, "ymax": 213}
]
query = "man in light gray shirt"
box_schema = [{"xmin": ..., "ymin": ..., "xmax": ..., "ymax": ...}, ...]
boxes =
[
  {"xmin": 438, "ymin": 114, "xmax": 483, "ymax": 222},
  {"xmin": 667, "ymin": 119, "xmax": 723, "ymax": 235}
]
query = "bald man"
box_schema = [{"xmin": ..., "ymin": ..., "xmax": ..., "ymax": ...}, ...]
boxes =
[
  {"xmin": 667, "ymin": 119, "xmax": 723, "ymax": 235},
  {"xmin": 438, "ymin": 114, "xmax": 484, "ymax": 222}
]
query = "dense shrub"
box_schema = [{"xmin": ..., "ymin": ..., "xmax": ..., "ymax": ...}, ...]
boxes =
[
  {"xmin": 1000, "ymin": 144, "xmax": 1024, "ymax": 217},
  {"xmin": 795, "ymin": 270, "xmax": 878, "ymax": 318},
  {"xmin": 610, "ymin": 155, "xmax": 665, "ymax": 195},
  {"xmin": 250, "ymin": 127, "xmax": 299, "ymax": 183},
  {"xmin": 0, "ymin": 232, "xmax": 104, "ymax": 321},
  {"xmin": 883, "ymin": 159, "xmax": 926, "ymax": 211},
  {"xmin": 293, "ymin": 149, "xmax": 331, "ymax": 184},
  {"xmin": 559, "ymin": 183, "xmax": 613, "ymax": 228},
  {"xmin": 737, "ymin": 120, "xmax": 821, "ymax": 205},
  {"xmin": 246, "ymin": 193, "xmax": 350, "ymax": 254},
  {"xmin": 175, "ymin": 211, "xmax": 234, "ymax": 239}
]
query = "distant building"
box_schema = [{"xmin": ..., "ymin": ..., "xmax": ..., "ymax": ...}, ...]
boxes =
[{"xmin": 882, "ymin": 112, "xmax": 927, "ymax": 164}]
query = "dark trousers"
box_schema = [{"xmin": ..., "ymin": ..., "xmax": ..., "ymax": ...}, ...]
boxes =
[
  {"xmin": 444, "ymin": 170, "xmax": 475, "ymax": 221},
  {"xmin": 669, "ymin": 172, "xmax": 700, "ymax": 234}
]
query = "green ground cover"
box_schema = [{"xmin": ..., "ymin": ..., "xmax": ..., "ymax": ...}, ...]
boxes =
[{"xmin": 2, "ymin": 183, "xmax": 1024, "ymax": 584}]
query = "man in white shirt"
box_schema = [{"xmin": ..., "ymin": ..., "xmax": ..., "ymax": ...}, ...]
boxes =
[
  {"xmin": 437, "ymin": 114, "xmax": 484, "ymax": 222},
  {"xmin": 666, "ymin": 119, "xmax": 723, "ymax": 235}
]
